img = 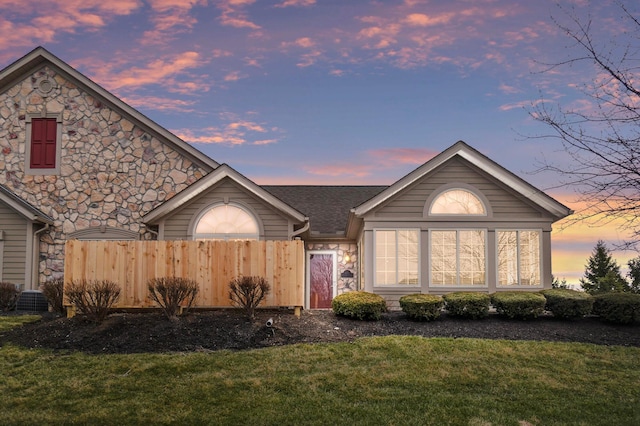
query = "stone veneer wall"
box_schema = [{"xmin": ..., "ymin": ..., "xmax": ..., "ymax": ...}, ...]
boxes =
[
  {"xmin": 0, "ymin": 66, "xmax": 208, "ymax": 284},
  {"xmin": 306, "ymin": 242, "xmax": 359, "ymax": 295}
]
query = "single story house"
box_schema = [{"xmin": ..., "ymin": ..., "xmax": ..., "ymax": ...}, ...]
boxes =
[{"xmin": 0, "ymin": 47, "xmax": 572, "ymax": 309}]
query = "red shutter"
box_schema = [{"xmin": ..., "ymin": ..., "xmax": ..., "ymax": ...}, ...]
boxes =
[{"xmin": 30, "ymin": 118, "xmax": 57, "ymax": 168}]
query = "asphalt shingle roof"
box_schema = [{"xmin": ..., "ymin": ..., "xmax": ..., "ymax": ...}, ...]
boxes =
[{"xmin": 263, "ymin": 185, "xmax": 387, "ymax": 235}]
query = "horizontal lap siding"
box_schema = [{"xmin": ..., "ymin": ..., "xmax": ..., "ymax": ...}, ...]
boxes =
[
  {"xmin": 163, "ymin": 179, "xmax": 290, "ymax": 240},
  {"xmin": 0, "ymin": 201, "xmax": 28, "ymax": 284},
  {"xmin": 375, "ymin": 158, "xmax": 544, "ymax": 218},
  {"xmin": 63, "ymin": 240, "xmax": 305, "ymax": 308}
]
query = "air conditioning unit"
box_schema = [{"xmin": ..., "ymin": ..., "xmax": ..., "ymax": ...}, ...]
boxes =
[{"xmin": 16, "ymin": 290, "xmax": 49, "ymax": 312}]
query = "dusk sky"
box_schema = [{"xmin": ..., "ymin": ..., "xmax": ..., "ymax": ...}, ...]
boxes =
[{"xmin": 1, "ymin": 0, "xmax": 637, "ymax": 284}]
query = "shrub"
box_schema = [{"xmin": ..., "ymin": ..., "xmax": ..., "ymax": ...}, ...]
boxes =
[
  {"xmin": 65, "ymin": 279, "xmax": 121, "ymax": 323},
  {"xmin": 491, "ymin": 292, "xmax": 546, "ymax": 320},
  {"xmin": 540, "ymin": 288, "xmax": 593, "ymax": 320},
  {"xmin": 148, "ymin": 277, "xmax": 199, "ymax": 319},
  {"xmin": 443, "ymin": 292, "xmax": 491, "ymax": 319},
  {"xmin": 332, "ymin": 291, "xmax": 386, "ymax": 321},
  {"xmin": 40, "ymin": 278, "xmax": 65, "ymax": 314},
  {"xmin": 0, "ymin": 282, "xmax": 19, "ymax": 311},
  {"xmin": 399, "ymin": 294, "xmax": 443, "ymax": 321},
  {"xmin": 592, "ymin": 292, "xmax": 640, "ymax": 324},
  {"xmin": 229, "ymin": 276, "xmax": 270, "ymax": 320}
]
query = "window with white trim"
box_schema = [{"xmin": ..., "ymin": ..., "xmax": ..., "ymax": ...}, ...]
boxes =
[
  {"xmin": 193, "ymin": 204, "xmax": 259, "ymax": 240},
  {"xmin": 497, "ymin": 230, "xmax": 541, "ymax": 286},
  {"xmin": 430, "ymin": 189, "xmax": 485, "ymax": 215},
  {"xmin": 375, "ymin": 229, "xmax": 419, "ymax": 285},
  {"xmin": 430, "ymin": 230, "xmax": 486, "ymax": 286}
]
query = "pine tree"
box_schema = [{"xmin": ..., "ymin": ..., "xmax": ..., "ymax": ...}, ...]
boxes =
[
  {"xmin": 580, "ymin": 240, "xmax": 628, "ymax": 294},
  {"xmin": 628, "ymin": 257, "xmax": 640, "ymax": 294}
]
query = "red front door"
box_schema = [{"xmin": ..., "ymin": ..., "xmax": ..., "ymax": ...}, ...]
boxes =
[{"xmin": 309, "ymin": 253, "xmax": 334, "ymax": 309}]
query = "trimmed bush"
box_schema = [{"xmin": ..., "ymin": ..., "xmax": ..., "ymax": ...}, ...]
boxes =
[
  {"xmin": 65, "ymin": 279, "xmax": 121, "ymax": 323},
  {"xmin": 332, "ymin": 291, "xmax": 386, "ymax": 321},
  {"xmin": 592, "ymin": 292, "xmax": 640, "ymax": 324},
  {"xmin": 229, "ymin": 275, "xmax": 270, "ymax": 320},
  {"xmin": 540, "ymin": 288, "xmax": 593, "ymax": 319},
  {"xmin": 0, "ymin": 282, "xmax": 19, "ymax": 312},
  {"xmin": 148, "ymin": 277, "xmax": 199, "ymax": 319},
  {"xmin": 399, "ymin": 294, "xmax": 443, "ymax": 321},
  {"xmin": 491, "ymin": 292, "xmax": 546, "ymax": 320},
  {"xmin": 40, "ymin": 278, "xmax": 65, "ymax": 314},
  {"xmin": 443, "ymin": 292, "xmax": 491, "ymax": 319}
]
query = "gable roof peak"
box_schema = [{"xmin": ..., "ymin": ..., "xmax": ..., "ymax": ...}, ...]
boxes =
[{"xmin": 0, "ymin": 47, "xmax": 219, "ymax": 172}]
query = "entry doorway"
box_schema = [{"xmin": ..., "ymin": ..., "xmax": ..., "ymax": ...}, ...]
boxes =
[{"xmin": 307, "ymin": 251, "xmax": 337, "ymax": 309}]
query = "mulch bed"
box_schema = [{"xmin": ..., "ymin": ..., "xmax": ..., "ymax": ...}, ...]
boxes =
[{"xmin": 1, "ymin": 309, "xmax": 639, "ymax": 354}]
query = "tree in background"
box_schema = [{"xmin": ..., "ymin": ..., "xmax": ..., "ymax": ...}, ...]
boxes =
[
  {"xmin": 628, "ymin": 257, "xmax": 640, "ymax": 294},
  {"xmin": 531, "ymin": 2, "xmax": 640, "ymax": 250},
  {"xmin": 580, "ymin": 240, "xmax": 628, "ymax": 294}
]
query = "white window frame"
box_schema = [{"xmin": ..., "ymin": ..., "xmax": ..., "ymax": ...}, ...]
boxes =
[
  {"xmin": 496, "ymin": 229, "xmax": 543, "ymax": 288},
  {"xmin": 373, "ymin": 228, "xmax": 420, "ymax": 287},
  {"xmin": 429, "ymin": 229, "xmax": 488, "ymax": 287}
]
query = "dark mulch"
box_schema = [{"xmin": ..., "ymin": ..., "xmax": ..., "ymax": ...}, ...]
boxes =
[{"xmin": 1, "ymin": 309, "xmax": 639, "ymax": 354}]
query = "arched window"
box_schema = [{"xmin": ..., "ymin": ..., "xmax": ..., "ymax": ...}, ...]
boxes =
[
  {"xmin": 429, "ymin": 189, "xmax": 486, "ymax": 215},
  {"xmin": 193, "ymin": 204, "xmax": 259, "ymax": 240}
]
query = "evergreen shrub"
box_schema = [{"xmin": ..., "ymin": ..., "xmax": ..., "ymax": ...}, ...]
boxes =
[
  {"xmin": 443, "ymin": 292, "xmax": 490, "ymax": 319},
  {"xmin": 592, "ymin": 292, "xmax": 640, "ymax": 324},
  {"xmin": 540, "ymin": 288, "xmax": 593, "ymax": 319},
  {"xmin": 491, "ymin": 292, "xmax": 546, "ymax": 320},
  {"xmin": 399, "ymin": 294, "xmax": 443, "ymax": 321},
  {"xmin": 332, "ymin": 291, "xmax": 386, "ymax": 320}
]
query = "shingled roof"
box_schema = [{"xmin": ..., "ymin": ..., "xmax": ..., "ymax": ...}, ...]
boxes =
[{"xmin": 263, "ymin": 185, "xmax": 387, "ymax": 236}]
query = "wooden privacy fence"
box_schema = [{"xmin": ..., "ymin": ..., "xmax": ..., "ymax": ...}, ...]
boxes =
[{"xmin": 64, "ymin": 240, "xmax": 305, "ymax": 309}]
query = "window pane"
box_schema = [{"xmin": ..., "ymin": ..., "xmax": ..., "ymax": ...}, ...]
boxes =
[
  {"xmin": 430, "ymin": 231, "xmax": 457, "ymax": 285},
  {"xmin": 398, "ymin": 230, "xmax": 419, "ymax": 284},
  {"xmin": 375, "ymin": 231, "xmax": 396, "ymax": 285},
  {"xmin": 497, "ymin": 230, "xmax": 541, "ymax": 286},
  {"xmin": 375, "ymin": 230, "xmax": 419, "ymax": 285},
  {"xmin": 498, "ymin": 231, "xmax": 518, "ymax": 285},
  {"xmin": 430, "ymin": 189, "xmax": 485, "ymax": 215},
  {"xmin": 459, "ymin": 230, "xmax": 485, "ymax": 285},
  {"xmin": 519, "ymin": 231, "xmax": 540, "ymax": 285}
]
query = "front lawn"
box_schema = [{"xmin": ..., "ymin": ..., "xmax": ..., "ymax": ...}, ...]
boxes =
[{"xmin": 1, "ymin": 336, "xmax": 638, "ymax": 425}]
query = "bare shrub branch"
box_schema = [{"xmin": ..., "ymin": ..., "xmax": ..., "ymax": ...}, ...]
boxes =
[
  {"xmin": 65, "ymin": 279, "xmax": 121, "ymax": 323},
  {"xmin": 229, "ymin": 276, "xmax": 270, "ymax": 320},
  {"xmin": 0, "ymin": 282, "xmax": 19, "ymax": 312},
  {"xmin": 530, "ymin": 2, "xmax": 640, "ymax": 249},
  {"xmin": 147, "ymin": 277, "xmax": 199, "ymax": 319},
  {"xmin": 40, "ymin": 278, "xmax": 65, "ymax": 314}
]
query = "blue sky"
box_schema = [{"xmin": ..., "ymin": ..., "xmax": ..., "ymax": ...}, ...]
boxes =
[{"xmin": 1, "ymin": 0, "xmax": 637, "ymax": 283}]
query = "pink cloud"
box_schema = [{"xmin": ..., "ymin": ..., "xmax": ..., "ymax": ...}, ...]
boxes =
[
  {"xmin": 368, "ymin": 148, "xmax": 438, "ymax": 165},
  {"xmin": 405, "ymin": 13, "xmax": 454, "ymax": 27},
  {"xmin": 275, "ymin": 0, "xmax": 316, "ymax": 7},
  {"xmin": 119, "ymin": 95, "xmax": 197, "ymax": 113},
  {"xmin": 84, "ymin": 51, "xmax": 205, "ymax": 90},
  {"xmin": 174, "ymin": 116, "xmax": 280, "ymax": 146},
  {"xmin": 216, "ymin": 0, "xmax": 261, "ymax": 30}
]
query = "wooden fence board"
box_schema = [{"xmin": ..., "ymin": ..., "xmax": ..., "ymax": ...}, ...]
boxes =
[{"xmin": 64, "ymin": 240, "xmax": 305, "ymax": 308}]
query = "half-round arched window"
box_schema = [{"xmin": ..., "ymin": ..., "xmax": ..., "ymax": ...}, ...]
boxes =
[
  {"xmin": 429, "ymin": 189, "xmax": 486, "ymax": 215},
  {"xmin": 193, "ymin": 203, "xmax": 259, "ymax": 240}
]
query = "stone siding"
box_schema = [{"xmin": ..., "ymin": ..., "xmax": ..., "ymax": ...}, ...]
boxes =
[
  {"xmin": 306, "ymin": 242, "xmax": 359, "ymax": 295},
  {"xmin": 0, "ymin": 66, "xmax": 208, "ymax": 283}
]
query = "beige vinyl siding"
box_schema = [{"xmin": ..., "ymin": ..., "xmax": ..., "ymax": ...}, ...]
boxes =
[
  {"xmin": 162, "ymin": 178, "xmax": 291, "ymax": 240},
  {"xmin": 375, "ymin": 158, "xmax": 547, "ymax": 219},
  {"xmin": 0, "ymin": 201, "xmax": 28, "ymax": 284}
]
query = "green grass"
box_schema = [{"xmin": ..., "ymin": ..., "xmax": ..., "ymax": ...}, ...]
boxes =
[
  {"xmin": 0, "ymin": 315, "xmax": 41, "ymax": 332},
  {"xmin": 1, "ymin": 335, "xmax": 638, "ymax": 426}
]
